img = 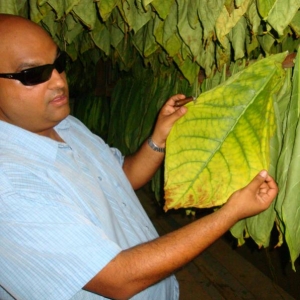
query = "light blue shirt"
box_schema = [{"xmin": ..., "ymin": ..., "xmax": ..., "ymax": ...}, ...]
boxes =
[{"xmin": 0, "ymin": 116, "xmax": 179, "ymax": 300}]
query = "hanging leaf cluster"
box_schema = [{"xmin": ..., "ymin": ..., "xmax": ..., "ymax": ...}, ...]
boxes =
[{"xmin": 1, "ymin": 0, "xmax": 300, "ymax": 84}]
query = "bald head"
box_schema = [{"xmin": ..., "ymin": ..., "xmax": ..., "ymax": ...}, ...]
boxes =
[
  {"xmin": 0, "ymin": 14, "xmax": 53, "ymax": 56},
  {"xmin": 0, "ymin": 13, "xmax": 47, "ymax": 32},
  {"xmin": 0, "ymin": 13, "xmax": 69, "ymax": 136},
  {"xmin": 0, "ymin": 13, "xmax": 59, "ymax": 77}
]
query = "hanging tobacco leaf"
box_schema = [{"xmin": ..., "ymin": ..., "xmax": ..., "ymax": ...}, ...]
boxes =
[
  {"xmin": 263, "ymin": 0, "xmax": 300, "ymax": 36},
  {"xmin": 216, "ymin": 0, "xmax": 251, "ymax": 47},
  {"xmin": 164, "ymin": 52, "xmax": 287, "ymax": 211},
  {"xmin": 275, "ymin": 48, "xmax": 300, "ymax": 270}
]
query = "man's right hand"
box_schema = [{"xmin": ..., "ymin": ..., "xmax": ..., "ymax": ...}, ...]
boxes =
[{"xmin": 223, "ymin": 170, "xmax": 278, "ymax": 222}]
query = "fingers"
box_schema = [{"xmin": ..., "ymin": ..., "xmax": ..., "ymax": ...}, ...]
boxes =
[
  {"xmin": 247, "ymin": 170, "xmax": 269, "ymax": 191},
  {"xmin": 166, "ymin": 94, "xmax": 188, "ymax": 118},
  {"xmin": 258, "ymin": 170, "xmax": 278, "ymax": 195},
  {"xmin": 168, "ymin": 94, "xmax": 186, "ymax": 104},
  {"xmin": 225, "ymin": 170, "xmax": 278, "ymax": 220},
  {"xmin": 156, "ymin": 94, "xmax": 188, "ymax": 128},
  {"xmin": 249, "ymin": 170, "xmax": 278, "ymax": 204},
  {"xmin": 161, "ymin": 94, "xmax": 186, "ymax": 113}
]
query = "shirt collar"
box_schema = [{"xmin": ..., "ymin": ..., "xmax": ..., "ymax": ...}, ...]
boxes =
[{"xmin": 0, "ymin": 117, "xmax": 71, "ymax": 163}]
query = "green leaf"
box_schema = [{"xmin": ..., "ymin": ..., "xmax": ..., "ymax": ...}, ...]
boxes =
[
  {"xmin": 216, "ymin": 36, "xmax": 231, "ymax": 71},
  {"xmin": 97, "ymin": 0, "xmax": 119, "ymax": 21},
  {"xmin": 198, "ymin": 0, "xmax": 224, "ymax": 43},
  {"xmin": 230, "ymin": 219, "xmax": 246, "ymax": 246},
  {"xmin": 198, "ymin": 39, "xmax": 215, "ymax": 77},
  {"xmin": 151, "ymin": 0, "xmax": 175, "ymax": 20},
  {"xmin": 0, "ymin": 0, "xmax": 18, "ymax": 14},
  {"xmin": 245, "ymin": 0, "xmax": 262, "ymax": 35},
  {"xmin": 64, "ymin": 14, "xmax": 84, "ymax": 44},
  {"xmin": 153, "ymin": 13, "xmax": 164, "ymax": 46},
  {"xmin": 79, "ymin": 31, "xmax": 95, "ymax": 54},
  {"xmin": 264, "ymin": 0, "xmax": 300, "ymax": 36},
  {"xmin": 177, "ymin": 0, "xmax": 203, "ymax": 61},
  {"xmin": 46, "ymin": 0, "xmax": 80, "ymax": 19},
  {"xmin": 245, "ymin": 201, "xmax": 276, "ymax": 247},
  {"xmin": 290, "ymin": 10, "xmax": 300, "ymax": 37},
  {"xmin": 40, "ymin": 9, "xmax": 64, "ymax": 48},
  {"xmin": 216, "ymin": 0, "xmax": 251, "ymax": 47},
  {"xmin": 121, "ymin": 0, "xmax": 152, "ymax": 33},
  {"xmin": 173, "ymin": 54, "xmax": 200, "ymax": 85},
  {"xmin": 114, "ymin": 35, "xmax": 136, "ymax": 71},
  {"xmin": 90, "ymin": 19, "xmax": 111, "ymax": 56},
  {"xmin": 72, "ymin": 0, "xmax": 97, "ymax": 30},
  {"xmin": 245, "ymin": 32, "xmax": 259, "ymax": 57},
  {"xmin": 164, "ymin": 52, "xmax": 287, "ymax": 211},
  {"xmin": 107, "ymin": 9, "xmax": 125, "ymax": 48},
  {"xmin": 235, "ymin": 0, "xmax": 246, "ymax": 7},
  {"xmin": 46, "ymin": 0, "xmax": 64, "ymax": 19},
  {"xmin": 186, "ymin": 0, "xmax": 200, "ymax": 30},
  {"xmin": 257, "ymin": 31, "xmax": 276, "ymax": 54},
  {"xmin": 282, "ymin": 121, "xmax": 300, "ymax": 270},
  {"xmin": 65, "ymin": 42, "xmax": 78, "ymax": 60},
  {"xmin": 275, "ymin": 50, "xmax": 300, "ymax": 270},
  {"xmin": 228, "ymin": 15, "xmax": 247, "ymax": 60},
  {"xmin": 132, "ymin": 18, "xmax": 159, "ymax": 57},
  {"xmin": 142, "ymin": 0, "xmax": 154, "ymax": 10},
  {"xmin": 29, "ymin": 0, "xmax": 52, "ymax": 23},
  {"xmin": 256, "ymin": 0, "xmax": 276, "ymax": 19},
  {"xmin": 15, "ymin": 0, "xmax": 29, "ymax": 17},
  {"xmin": 154, "ymin": 1, "xmax": 181, "ymax": 57}
]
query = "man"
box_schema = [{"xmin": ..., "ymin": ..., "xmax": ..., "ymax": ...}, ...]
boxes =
[{"xmin": 0, "ymin": 14, "xmax": 278, "ymax": 300}]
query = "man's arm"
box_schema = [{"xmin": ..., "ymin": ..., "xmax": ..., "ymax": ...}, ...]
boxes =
[
  {"xmin": 84, "ymin": 170, "xmax": 278, "ymax": 299},
  {"xmin": 122, "ymin": 94, "xmax": 187, "ymax": 190}
]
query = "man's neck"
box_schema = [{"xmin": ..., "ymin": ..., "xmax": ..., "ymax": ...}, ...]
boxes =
[{"xmin": 38, "ymin": 128, "xmax": 65, "ymax": 143}]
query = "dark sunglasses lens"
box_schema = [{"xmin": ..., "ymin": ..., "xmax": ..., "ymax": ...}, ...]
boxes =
[
  {"xmin": 23, "ymin": 65, "xmax": 53, "ymax": 86},
  {"xmin": 21, "ymin": 52, "xmax": 67, "ymax": 85},
  {"xmin": 55, "ymin": 52, "xmax": 67, "ymax": 73}
]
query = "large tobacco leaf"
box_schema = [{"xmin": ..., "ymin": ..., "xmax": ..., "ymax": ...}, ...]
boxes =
[
  {"xmin": 164, "ymin": 52, "xmax": 287, "ymax": 211},
  {"xmin": 275, "ymin": 49, "xmax": 300, "ymax": 270}
]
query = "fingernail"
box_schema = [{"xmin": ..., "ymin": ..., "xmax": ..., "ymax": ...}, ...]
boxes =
[
  {"xmin": 180, "ymin": 106, "xmax": 187, "ymax": 113},
  {"xmin": 259, "ymin": 170, "xmax": 267, "ymax": 178}
]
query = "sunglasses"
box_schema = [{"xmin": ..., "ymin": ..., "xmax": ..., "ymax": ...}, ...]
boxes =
[{"xmin": 0, "ymin": 51, "xmax": 67, "ymax": 86}]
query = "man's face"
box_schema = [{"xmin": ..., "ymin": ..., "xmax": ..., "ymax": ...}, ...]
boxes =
[{"xmin": 0, "ymin": 19, "xmax": 70, "ymax": 135}]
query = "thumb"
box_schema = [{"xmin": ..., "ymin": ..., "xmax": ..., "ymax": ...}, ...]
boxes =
[
  {"xmin": 171, "ymin": 106, "xmax": 187, "ymax": 121},
  {"xmin": 247, "ymin": 170, "xmax": 268, "ymax": 190},
  {"xmin": 162, "ymin": 106, "xmax": 188, "ymax": 131}
]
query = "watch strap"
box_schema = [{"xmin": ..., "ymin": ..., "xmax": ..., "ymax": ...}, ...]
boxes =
[{"xmin": 147, "ymin": 136, "xmax": 165, "ymax": 153}]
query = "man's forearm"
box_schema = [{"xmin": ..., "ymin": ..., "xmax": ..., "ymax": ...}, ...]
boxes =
[{"xmin": 84, "ymin": 204, "xmax": 238, "ymax": 299}]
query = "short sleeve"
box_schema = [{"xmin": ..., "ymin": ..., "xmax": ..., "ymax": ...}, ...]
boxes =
[{"xmin": 109, "ymin": 146, "xmax": 125, "ymax": 166}]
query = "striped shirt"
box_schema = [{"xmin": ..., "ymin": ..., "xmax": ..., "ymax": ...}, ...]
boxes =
[{"xmin": 0, "ymin": 116, "xmax": 179, "ymax": 300}]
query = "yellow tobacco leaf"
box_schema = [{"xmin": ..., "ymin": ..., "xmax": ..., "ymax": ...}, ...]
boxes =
[{"xmin": 164, "ymin": 52, "xmax": 287, "ymax": 211}]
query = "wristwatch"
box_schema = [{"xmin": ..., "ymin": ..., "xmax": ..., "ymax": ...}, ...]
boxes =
[{"xmin": 147, "ymin": 136, "xmax": 165, "ymax": 153}]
